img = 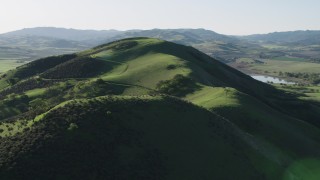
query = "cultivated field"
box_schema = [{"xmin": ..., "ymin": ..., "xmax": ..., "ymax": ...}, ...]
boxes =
[{"xmin": 0, "ymin": 60, "xmax": 27, "ymax": 74}]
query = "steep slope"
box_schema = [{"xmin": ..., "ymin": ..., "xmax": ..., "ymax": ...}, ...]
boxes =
[
  {"xmin": 0, "ymin": 96, "xmax": 263, "ymax": 180},
  {"xmin": 0, "ymin": 38, "xmax": 320, "ymax": 179}
]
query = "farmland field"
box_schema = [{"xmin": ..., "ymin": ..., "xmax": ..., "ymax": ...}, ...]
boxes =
[
  {"xmin": 271, "ymin": 56, "xmax": 306, "ymax": 62},
  {"xmin": 0, "ymin": 60, "xmax": 27, "ymax": 74},
  {"xmin": 276, "ymin": 85, "xmax": 320, "ymax": 102},
  {"xmin": 252, "ymin": 60, "xmax": 320, "ymax": 73},
  {"xmin": 231, "ymin": 59, "xmax": 320, "ymax": 76}
]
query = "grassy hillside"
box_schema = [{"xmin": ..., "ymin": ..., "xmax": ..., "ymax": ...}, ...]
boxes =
[
  {"xmin": 0, "ymin": 37, "xmax": 320, "ymax": 179},
  {"xmin": 0, "ymin": 96, "xmax": 265, "ymax": 180}
]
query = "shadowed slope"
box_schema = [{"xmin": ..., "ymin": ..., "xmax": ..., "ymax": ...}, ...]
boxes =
[{"xmin": 0, "ymin": 96, "xmax": 263, "ymax": 180}]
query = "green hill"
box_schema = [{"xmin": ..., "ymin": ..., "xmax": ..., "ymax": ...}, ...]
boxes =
[
  {"xmin": 0, "ymin": 96, "xmax": 264, "ymax": 180},
  {"xmin": 0, "ymin": 37, "xmax": 320, "ymax": 180}
]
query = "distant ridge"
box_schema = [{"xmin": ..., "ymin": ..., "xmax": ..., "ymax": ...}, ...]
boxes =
[
  {"xmin": 1, "ymin": 27, "xmax": 320, "ymax": 63},
  {"xmin": 242, "ymin": 30, "xmax": 320, "ymax": 44},
  {"xmin": 2, "ymin": 27, "xmax": 123, "ymax": 42}
]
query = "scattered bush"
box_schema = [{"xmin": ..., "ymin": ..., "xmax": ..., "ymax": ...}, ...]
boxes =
[
  {"xmin": 156, "ymin": 74, "xmax": 201, "ymax": 96},
  {"xmin": 68, "ymin": 123, "xmax": 79, "ymax": 131},
  {"xmin": 111, "ymin": 41, "xmax": 138, "ymax": 51},
  {"xmin": 41, "ymin": 57, "xmax": 107, "ymax": 79},
  {"xmin": 14, "ymin": 54, "xmax": 77, "ymax": 79},
  {"xmin": 166, "ymin": 64, "xmax": 177, "ymax": 70},
  {"xmin": 279, "ymin": 72, "xmax": 320, "ymax": 85}
]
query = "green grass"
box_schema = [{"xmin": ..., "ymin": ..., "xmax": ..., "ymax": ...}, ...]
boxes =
[
  {"xmin": 25, "ymin": 88, "xmax": 47, "ymax": 98},
  {"xmin": 101, "ymin": 53, "xmax": 191, "ymax": 89},
  {"xmin": 250, "ymin": 60, "xmax": 320, "ymax": 73},
  {"xmin": 84, "ymin": 39, "xmax": 194, "ymax": 90},
  {"xmin": 283, "ymin": 159, "xmax": 320, "ymax": 180},
  {"xmin": 185, "ymin": 86, "xmax": 240, "ymax": 108},
  {"xmin": 0, "ymin": 60, "xmax": 26, "ymax": 74},
  {"xmin": 261, "ymin": 44, "xmax": 289, "ymax": 50},
  {"xmin": 236, "ymin": 58, "xmax": 256, "ymax": 63},
  {"xmin": 0, "ymin": 120, "xmax": 29, "ymax": 137},
  {"xmin": 186, "ymin": 84, "xmax": 320, "ymax": 179},
  {"xmin": 271, "ymin": 56, "xmax": 306, "ymax": 62},
  {"xmin": 0, "ymin": 104, "xmax": 21, "ymax": 121},
  {"xmin": 276, "ymin": 85, "xmax": 320, "ymax": 102}
]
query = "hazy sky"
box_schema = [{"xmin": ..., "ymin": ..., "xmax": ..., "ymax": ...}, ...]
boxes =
[{"xmin": 0, "ymin": 0, "xmax": 319, "ymax": 35}]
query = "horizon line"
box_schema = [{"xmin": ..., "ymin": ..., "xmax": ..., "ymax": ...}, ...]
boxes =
[{"xmin": 1, "ymin": 26, "xmax": 320, "ymax": 36}]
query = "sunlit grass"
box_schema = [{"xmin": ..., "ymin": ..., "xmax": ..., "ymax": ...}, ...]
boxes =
[{"xmin": 0, "ymin": 60, "xmax": 26, "ymax": 73}]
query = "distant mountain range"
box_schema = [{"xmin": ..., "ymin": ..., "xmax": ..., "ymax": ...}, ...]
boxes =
[
  {"xmin": 1, "ymin": 27, "xmax": 320, "ymax": 62},
  {"xmin": 4, "ymin": 27, "xmax": 320, "ymax": 45},
  {"xmin": 3, "ymin": 27, "xmax": 122, "ymax": 43},
  {"xmin": 242, "ymin": 30, "xmax": 320, "ymax": 44},
  {"xmin": 109, "ymin": 28, "xmax": 239, "ymax": 44},
  {"xmin": 1, "ymin": 27, "xmax": 238, "ymax": 47}
]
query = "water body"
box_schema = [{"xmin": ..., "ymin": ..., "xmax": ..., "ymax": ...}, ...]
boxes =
[{"xmin": 251, "ymin": 75, "xmax": 295, "ymax": 84}]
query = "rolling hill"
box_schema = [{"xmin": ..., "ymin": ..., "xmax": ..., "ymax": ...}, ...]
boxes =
[
  {"xmin": 0, "ymin": 38, "xmax": 320, "ymax": 179},
  {"xmin": 108, "ymin": 28, "xmax": 238, "ymax": 44},
  {"xmin": 3, "ymin": 27, "xmax": 123, "ymax": 43},
  {"xmin": 0, "ymin": 27, "xmax": 257, "ymax": 66},
  {"xmin": 2, "ymin": 28, "xmax": 320, "ymax": 79},
  {"xmin": 0, "ymin": 33, "xmax": 91, "ymax": 73},
  {"xmin": 0, "ymin": 27, "xmax": 122, "ymax": 70},
  {"xmin": 242, "ymin": 30, "xmax": 320, "ymax": 45}
]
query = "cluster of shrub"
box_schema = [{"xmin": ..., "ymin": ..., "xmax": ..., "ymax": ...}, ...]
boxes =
[
  {"xmin": 41, "ymin": 56, "xmax": 106, "ymax": 79},
  {"xmin": 93, "ymin": 39, "xmax": 138, "ymax": 51},
  {"xmin": 69, "ymin": 79, "xmax": 125, "ymax": 98},
  {"xmin": 0, "ymin": 96, "xmax": 167, "ymax": 179},
  {"xmin": 0, "ymin": 94, "xmax": 30, "ymax": 120},
  {"xmin": 309, "ymin": 58, "xmax": 320, "ymax": 63},
  {"xmin": 13, "ymin": 54, "xmax": 77, "ymax": 79},
  {"xmin": 156, "ymin": 74, "xmax": 201, "ymax": 97},
  {"xmin": 0, "ymin": 78, "xmax": 60, "ymax": 100},
  {"xmin": 111, "ymin": 41, "xmax": 138, "ymax": 51},
  {"xmin": 278, "ymin": 71, "xmax": 320, "ymax": 85},
  {"xmin": 0, "ymin": 77, "xmax": 132, "ymax": 123},
  {"xmin": 0, "ymin": 83, "xmax": 69, "ymax": 121},
  {"xmin": 259, "ymin": 51, "xmax": 285, "ymax": 59}
]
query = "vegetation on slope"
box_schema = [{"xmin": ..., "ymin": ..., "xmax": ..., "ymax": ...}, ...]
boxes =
[
  {"xmin": 156, "ymin": 74, "xmax": 201, "ymax": 96},
  {"xmin": 0, "ymin": 96, "xmax": 263, "ymax": 180},
  {"xmin": 0, "ymin": 37, "xmax": 320, "ymax": 179}
]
